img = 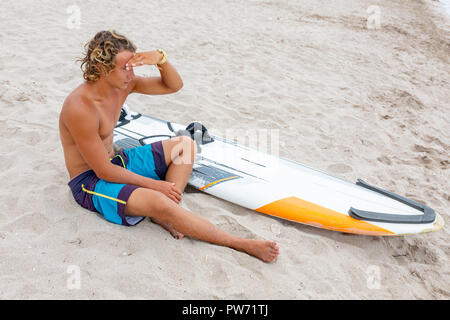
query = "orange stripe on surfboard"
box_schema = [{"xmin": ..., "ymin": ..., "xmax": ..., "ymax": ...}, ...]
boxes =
[
  {"xmin": 255, "ymin": 196, "xmax": 394, "ymax": 235},
  {"xmin": 199, "ymin": 176, "xmax": 240, "ymax": 191}
]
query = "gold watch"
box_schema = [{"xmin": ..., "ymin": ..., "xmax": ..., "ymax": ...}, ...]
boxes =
[{"xmin": 156, "ymin": 48, "xmax": 167, "ymax": 65}]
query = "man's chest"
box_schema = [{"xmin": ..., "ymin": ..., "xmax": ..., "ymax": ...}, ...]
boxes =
[{"xmin": 97, "ymin": 99, "xmax": 122, "ymax": 139}]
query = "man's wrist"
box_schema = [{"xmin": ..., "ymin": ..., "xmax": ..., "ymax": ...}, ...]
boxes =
[
  {"xmin": 156, "ymin": 49, "xmax": 167, "ymax": 65},
  {"xmin": 143, "ymin": 177, "xmax": 160, "ymax": 191}
]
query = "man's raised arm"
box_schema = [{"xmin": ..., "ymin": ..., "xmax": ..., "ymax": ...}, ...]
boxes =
[{"xmin": 127, "ymin": 50, "xmax": 183, "ymax": 95}]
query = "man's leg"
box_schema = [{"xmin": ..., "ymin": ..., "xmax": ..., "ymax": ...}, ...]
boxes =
[
  {"xmin": 125, "ymin": 188, "xmax": 280, "ymax": 263},
  {"xmin": 150, "ymin": 136, "xmax": 196, "ymax": 238},
  {"xmin": 161, "ymin": 136, "xmax": 196, "ymax": 193}
]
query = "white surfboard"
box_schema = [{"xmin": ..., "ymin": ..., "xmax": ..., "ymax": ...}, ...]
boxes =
[{"xmin": 113, "ymin": 106, "xmax": 444, "ymax": 236}]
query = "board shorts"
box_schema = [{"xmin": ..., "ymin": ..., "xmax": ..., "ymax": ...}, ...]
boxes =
[{"xmin": 68, "ymin": 141, "xmax": 168, "ymax": 226}]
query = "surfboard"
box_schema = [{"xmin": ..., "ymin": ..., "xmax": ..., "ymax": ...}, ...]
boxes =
[{"xmin": 113, "ymin": 105, "xmax": 444, "ymax": 236}]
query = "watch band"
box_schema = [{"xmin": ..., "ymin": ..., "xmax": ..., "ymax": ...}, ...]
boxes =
[{"xmin": 156, "ymin": 49, "xmax": 167, "ymax": 65}]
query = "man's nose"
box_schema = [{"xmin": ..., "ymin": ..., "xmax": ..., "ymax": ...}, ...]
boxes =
[{"xmin": 127, "ymin": 68, "xmax": 134, "ymax": 79}]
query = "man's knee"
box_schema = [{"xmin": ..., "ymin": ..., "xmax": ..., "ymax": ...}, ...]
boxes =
[
  {"xmin": 173, "ymin": 135, "xmax": 197, "ymax": 165},
  {"xmin": 180, "ymin": 135, "xmax": 197, "ymax": 154}
]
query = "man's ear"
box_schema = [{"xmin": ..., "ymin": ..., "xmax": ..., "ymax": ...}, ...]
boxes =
[{"xmin": 96, "ymin": 62, "xmax": 106, "ymax": 77}]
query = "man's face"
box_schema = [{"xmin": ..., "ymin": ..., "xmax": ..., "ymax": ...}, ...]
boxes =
[{"xmin": 105, "ymin": 50, "xmax": 135, "ymax": 89}]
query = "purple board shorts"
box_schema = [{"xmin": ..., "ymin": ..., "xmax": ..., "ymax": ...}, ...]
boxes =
[{"xmin": 68, "ymin": 141, "xmax": 168, "ymax": 226}]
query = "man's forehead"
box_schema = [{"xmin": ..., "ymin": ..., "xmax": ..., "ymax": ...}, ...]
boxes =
[{"xmin": 115, "ymin": 50, "xmax": 134, "ymax": 66}]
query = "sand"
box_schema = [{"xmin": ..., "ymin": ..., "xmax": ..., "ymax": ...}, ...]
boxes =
[{"xmin": 0, "ymin": 0, "xmax": 448, "ymax": 299}]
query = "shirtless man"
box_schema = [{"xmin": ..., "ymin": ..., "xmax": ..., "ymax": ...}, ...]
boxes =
[{"xmin": 59, "ymin": 30, "xmax": 279, "ymax": 263}]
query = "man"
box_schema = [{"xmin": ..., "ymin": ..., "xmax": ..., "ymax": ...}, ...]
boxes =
[{"xmin": 59, "ymin": 30, "xmax": 279, "ymax": 262}]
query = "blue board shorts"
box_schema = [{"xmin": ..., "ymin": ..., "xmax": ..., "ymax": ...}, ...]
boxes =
[{"xmin": 68, "ymin": 141, "xmax": 168, "ymax": 226}]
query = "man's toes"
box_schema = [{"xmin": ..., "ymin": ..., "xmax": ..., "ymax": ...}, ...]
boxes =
[
  {"xmin": 173, "ymin": 232, "xmax": 184, "ymax": 240},
  {"xmin": 267, "ymin": 252, "xmax": 278, "ymax": 262},
  {"xmin": 270, "ymin": 242, "xmax": 279, "ymax": 251}
]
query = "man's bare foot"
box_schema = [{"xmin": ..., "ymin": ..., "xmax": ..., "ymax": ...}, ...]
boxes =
[
  {"xmin": 241, "ymin": 240, "xmax": 280, "ymax": 263},
  {"xmin": 151, "ymin": 218, "xmax": 184, "ymax": 240}
]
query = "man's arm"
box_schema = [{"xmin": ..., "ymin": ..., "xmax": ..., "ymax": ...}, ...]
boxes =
[
  {"xmin": 128, "ymin": 51, "xmax": 183, "ymax": 95},
  {"xmin": 63, "ymin": 103, "xmax": 182, "ymax": 202}
]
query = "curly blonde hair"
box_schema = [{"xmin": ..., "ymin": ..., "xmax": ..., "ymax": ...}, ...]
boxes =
[{"xmin": 78, "ymin": 30, "xmax": 136, "ymax": 82}]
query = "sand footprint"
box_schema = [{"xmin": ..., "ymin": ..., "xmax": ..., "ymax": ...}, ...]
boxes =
[
  {"xmin": 385, "ymin": 237, "xmax": 442, "ymax": 265},
  {"xmin": 217, "ymin": 215, "xmax": 258, "ymax": 240},
  {"xmin": 377, "ymin": 155, "xmax": 392, "ymax": 166},
  {"xmin": 209, "ymin": 264, "xmax": 231, "ymax": 288},
  {"xmin": 2, "ymin": 212, "xmax": 50, "ymax": 236}
]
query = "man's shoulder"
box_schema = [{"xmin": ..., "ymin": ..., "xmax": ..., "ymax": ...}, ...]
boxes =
[
  {"xmin": 61, "ymin": 85, "xmax": 99, "ymax": 129},
  {"xmin": 63, "ymin": 83, "xmax": 91, "ymax": 107},
  {"xmin": 62, "ymin": 85, "xmax": 96, "ymax": 117}
]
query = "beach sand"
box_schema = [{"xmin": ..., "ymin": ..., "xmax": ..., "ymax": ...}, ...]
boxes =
[{"xmin": 0, "ymin": 0, "xmax": 448, "ymax": 299}]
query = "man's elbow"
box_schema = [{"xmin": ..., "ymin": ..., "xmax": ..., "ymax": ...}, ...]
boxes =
[
  {"xmin": 94, "ymin": 164, "xmax": 114, "ymax": 181},
  {"xmin": 94, "ymin": 169, "xmax": 108, "ymax": 181},
  {"xmin": 171, "ymin": 81, "xmax": 183, "ymax": 93}
]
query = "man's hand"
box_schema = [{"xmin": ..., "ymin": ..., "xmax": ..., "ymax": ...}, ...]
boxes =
[
  {"xmin": 126, "ymin": 51, "xmax": 163, "ymax": 69},
  {"xmin": 150, "ymin": 180, "xmax": 183, "ymax": 204}
]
